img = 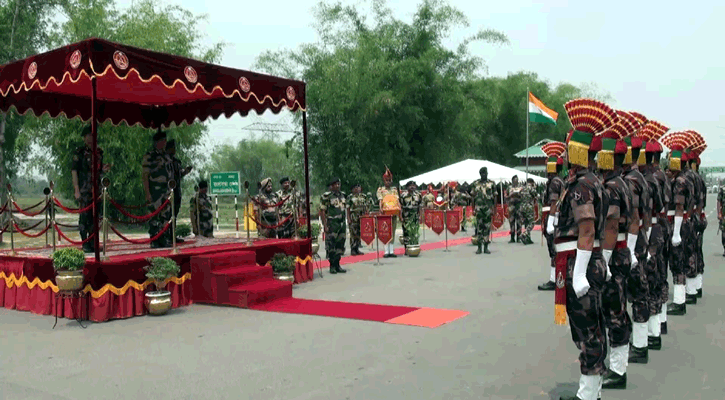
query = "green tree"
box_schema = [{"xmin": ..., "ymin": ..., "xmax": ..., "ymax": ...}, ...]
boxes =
[{"xmin": 18, "ymin": 0, "xmax": 224, "ymax": 208}]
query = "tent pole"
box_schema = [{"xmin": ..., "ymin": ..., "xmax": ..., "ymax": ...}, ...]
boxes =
[
  {"xmin": 302, "ymin": 111, "xmax": 312, "ymax": 243},
  {"xmin": 91, "ymin": 77, "xmax": 100, "ymax": 262}
]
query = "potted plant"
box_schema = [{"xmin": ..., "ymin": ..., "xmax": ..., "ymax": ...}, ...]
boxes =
[
  {"xmin": 404, "ymin": 218, "xmax": 421, "ymax": 257},
  {"xmin": 143, "ymin": 257, "xmax": 180, "ymax": 316},
  {"xmin": 51, "ymin": 247, "xmax": 87, "ymax": 291},
  {"xmin": 176, "ymin": 223, "xmax": 192, "ymax": 239},
  {"xmin": 268, "ymin": 253, "xmax": 295, "ymax": 281},
  {"xmin": 299, "ymin": 222, "xmax": 322, "ymax": 255}
]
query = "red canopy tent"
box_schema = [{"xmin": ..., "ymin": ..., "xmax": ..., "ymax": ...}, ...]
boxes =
[{"xmin": 0, "ymin": 38, "xmax": 312, "ymax": 261}]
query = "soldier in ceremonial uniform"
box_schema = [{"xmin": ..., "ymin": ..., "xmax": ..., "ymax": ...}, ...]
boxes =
[
  {"xmin": 72, "ymin": 126, "xmax": 111, "ymax": 253},
  {"xmin": 320, "ymin": 177, "xmax": 347, "ymax": 274},
  {"xmin": 519, "ymin": 178, "xmax": 539, "ymax": 245},
  {"xmin": 718, "ymin": 181, "xmax": 725, "ymax": 256},
  {"xmin": 400, "ymin": 181, "xmax": 422, "ymax": 249},
  {"xmin": 555, "ymin": 101, "xmax": 612, "ymax": 400},
  {"xmin": 421, "ymin": 186, "xmax": 435, "ymax": 210},
  {"xmin": 540, "ymin": 142, "xmax": 566, "ymax": 290},
  {"xmin": 506, "ymin": 175, "xmax": 522, "ymax": 243},
  {"xmin": 142, "ymin": 129, "xmax": 174, "ymax": 248},
  {"xmin": 255, "ymin": 178, "xmax": 279, "ymax": 239},
  {"xmin": 662, "ymin": 132, "xmax": 695, "ymax": 317},
  {"xmin": 346, "ymin": 184, "xmax": 368, "ymax": 255},
  {"xmin": 688, "ymin": 149, "xmax": 707, "ymax": 298},
  {"xmin": 595, "ymin": 127, "xmax": 635, "ymax": 390},
  {"xmin": 166, "ymin": 139, "xmax": 192, "ymax": 243},
  {"xmin": 620, "ymin": 113, "xmax": 652, "ymax": 365},
  {"xmin": 276, "ymin": 177, "xmax": 300, "ymax": 239},
  {"xmin": 190, "ymin": 180, "xmax": 214, "ymax": 238},
  {"xmin": 377, "ymin": 167, "xmax": 400, "ymax": 258},
  {"xmin": 682, "ymin": 147, "xmax": 702, "ymax": 304},
  {"xmin": 471, "ymin": 167, "xmax": 497, "ymax": 255}
]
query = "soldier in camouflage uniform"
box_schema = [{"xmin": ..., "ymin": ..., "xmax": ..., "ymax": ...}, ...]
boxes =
[
  {"xmin": 320, "ymin": 177, "xmax": 347, "ymax": 274},
  {"xmin": 142, "ymin": 129, "xmax": 174, "ymax": 248},
  {"xmin": 555, "ymin": 125, "xmax": 609, "ymax": 400},
  {"xmin": 506, "ymin": 175, "xmax": 522, "ymax": 243},
  {"xmin": 276, "ymin": 177, "xmax": 300, "ymax": 239},
  {"xmin": 518, "ymin": 178, "xmax": 539, "ymax": 245},
  {"xmin": 421, "ymin": 186, "xmax": 435, "ymax": 210},
  {"xmin": 718, "ymin": 182, "xmax": 725, "ymax": 256},
  {"xmin": 451, "ymin": 185, "xmax": 470, "ymax": 232},
  {"xmin": 650, "ymin": 144, "xmax": 672, "ymax": 334},
  {"xmin": 190, "ymin": 180, "xmax": 214, "ymax": 238},
  {"xmin": 72, "ymin": 126, "xmax": 111, "ymax": 253},
  {"xmin": 688, "ymin": 156, "xmax": 707, "ymax": 298},
  {"xmin": 682, "ymin": 150, "xmax": 701, "ymax": 305},
  {"xmin": 540, "ymin": 143, "xmax": 565, "ymax": 291},
  {"xmin": 400, "ymin": 181, "xmax": 422, "ymax": 248},
  {"xmin": 346, "ymin": 184, "xmax": 368, "ymax": 255},
  {"xmin": 166, "ymin": 140, "xmax": 192, "ymax": 243},
  {"xmin": 255, "ymin": 178, "xmax": 279, "ymax": 239},
  {"xmin": 471, "ymin": 167, "xmax": 497, "ymax": 254}
]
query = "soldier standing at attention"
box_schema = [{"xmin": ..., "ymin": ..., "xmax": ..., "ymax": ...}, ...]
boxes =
[
  {"xmin": 596, "ymin": 125, "xmax": 634, "ymax": 390},
  {"xmin": 377, "ymin": 167, "xmax": 400, "ymax": 258},
  {"xmin": 276, "ymin": 177, "xmax": 299, "ymax": 239},
  {"xmin": 421, "ymin": 185, "xmax": 435, "ymax": 210},
  {"xmin": 681, "ymin": 148, "xmax": 701, "ymax": 305},
  {"xmin": 72, "ymin": 126, "xmax": 111, "ymax": 253},
  {"xmin": 451, "ymin": 185, "xmax": 471, "ymax": 232},
  {"xmin": 507, "ymin": 175, "xmax": 522, "ymax": 243},
  {"xmin": 400, "ymin": 181, "xmax": 422, "ymax": 249},
  {"xmin": 320, "ymin": 177, "xmax": 347, "ymax": 274},
  {"xmin": 256, "ymin": 178, "xmax": 279, "ymax": 239},
  {"xmin": 539, "ymin": 141, "xmax": 566, "ymax": 291},
  {"xmin": 166, "ymin": 139, "xmax": 192, "ymax": 243},
  {"xmin": 471, "ymin": 167, "xmax": 497, "ymax": 255},
  {"xmin": 346, "ymin": 184, "xmax": 367, "ymax": 256},
  {"xmin": 142, "ymin": 129, "xmax": 174, "ymax": 248},
  {"xmin": 190, "ymin": 180, "xmax": 214, "ymax": 238},
  {"xmin": 688, "ymin": 151, "xmax": 707, "ymax": 298},
  {"xmin": 718, "ymin": 181, "xmax": 725, "ymax": 256},
  {"xmin": 519, "ymin": 178, "xmax": 538, "ymax": 245},
  {"xmin": 555, "ymin": 101, "xmax": 611, "ymax": 400}
]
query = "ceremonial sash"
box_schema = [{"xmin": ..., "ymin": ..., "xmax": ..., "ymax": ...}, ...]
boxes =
[{"xmin": 552, "ymin": 238, "xmax": 602, "ymax": 326}]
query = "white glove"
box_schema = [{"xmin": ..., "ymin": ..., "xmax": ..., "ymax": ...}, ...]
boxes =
[
  {"xmin": 602, "ymin": 249, "xmax": 613, "ymax": 281},
  {"xmin": 672, "ymin": 216, "xmax": 683, "ymax": 246},
  {"xmin": 627, "ymin": 233, "xmax": 638, "ymax": 267},
  {"xmin": 546, "ymin": 214, "xmax": 555, "ymax": 234},
  {"xmin": 572, "ymin": 249, "xmax": 592, "ymax": 298}
]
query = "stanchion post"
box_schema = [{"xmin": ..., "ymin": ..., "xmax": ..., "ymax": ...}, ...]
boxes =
[
  {"xmin": 291, "ymin": 180, "xmax": 299, "ymax": 240},
  {"xmin": 234, "ymin": 195, "xmax": 239, "ymax": 238},
  {"xmin": 214, "ymin": 195, "xmax": 219, "ymax": 233},
  {"xmin": 170, "ymin": 180, "xmax": 178, "ymax": 254},
  {"xmin": 101, "ymin": 178, "xmax": 110, "ymax": 260},
  {"xmin": 44, "ymin": 187, "xmax": 51, "ymax": 248},
  {"xmin": 373, "ymin": 215, "xmax": 381, "ymax": 266},
  {"xmin": 50, "ymin": 181, "xmax": 56, "ymax": 251},
  {"xmin": 244, "ymin": 181, "xmax": 251, "ymax": 245},
  {"xmin": 7, "ymin": 184, "xmax": 15, "ymax": 255},
  {"xmin": 443, "ymin": 212, "xmax": 450, "ymax": 252}
]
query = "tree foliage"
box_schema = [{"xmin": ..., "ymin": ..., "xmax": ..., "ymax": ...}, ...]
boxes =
[{"xmin": 17, "ymin": 0, "xmax": 224, "ymax": 205}]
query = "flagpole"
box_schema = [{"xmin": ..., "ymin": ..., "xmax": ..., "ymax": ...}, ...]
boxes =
[{"xmin": 526, "ymin": 88, "xmax": 530, "ymax": 181}]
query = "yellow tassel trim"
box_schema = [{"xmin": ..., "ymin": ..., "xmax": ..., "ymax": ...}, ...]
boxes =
[
  {"xmin": 0, "ymin": 271, "xmax": 191, "ymax": 299},
  {"xmin": 554, "ymin": 304, "xmax": 568, "ymax": 325},
  {"xmin": 295, "ymin": 256, "xmax": 313, "ymax": 265},
  {"xmin": 637, "ymin": 150, "xmax": 645, "ymax": 166},
  {"xmin": 547, "ymin": 162, "xmax": 557, "ymax": 173},
  {"xmin": 624, "ymin": 148, "xmax": 632, "ymax": 165},
  {"xmin": 670, "ymin": 158, "xmax": 681, "ymax": 171},
  {"xmin": 597, "ymin": 151, "xmax": 614, "ymax": 170},
  {"xmin": 567, "ymin": 141, "xmax": 590, "ymax": 168}
]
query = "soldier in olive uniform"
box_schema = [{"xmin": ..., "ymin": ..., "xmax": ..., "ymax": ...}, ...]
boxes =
[
  {"xmin": 400, "ymin": 181, "xmax": 422, "ymax": 248},
  {"xmin": 421, "ymin": 186, "xmax": 435, "ymax": 210},
  {"xmin": 276, "ymin": 177, "xmax": 300, "ymax": 239},
  {"xmin": 142, "ymin": 129, "xmax": 174, "ymax": 248},
  {"xmin": 346, "ymin": 184, "xmax": 368, "ymax": 255},
  {"xmin": 72, "ymin": 126, "xmax": 111, "ymax": 253},
  {"xmin": 519, "ymin": 178, "xmax": 539, "ymax": 245},
  {"xmin": 190, "ymin": 180, "xmax": 214, "ymax": 238},
  {"xmin": 255, "ymin": 178, "xmax": 279, "ymax": 239},
  {"xmin": 166, "ymin": 139, "xmax": 192, "ymax": 243},
  {"xmin": 451, "ymin": 185, "xmax": 471, "ymax": 232},
  {"xmin": 471, "ymin": 167, "xmax": 497, "ymax": 254},
  {"xmin": 507, "ymin": 175, "xmax": 522, "ymax": 242},
  {"xmin": 320, "ymin": 177, "xmax": 347, "ymax": 274}
]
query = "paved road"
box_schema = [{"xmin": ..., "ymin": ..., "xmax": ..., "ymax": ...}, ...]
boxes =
[{"xmin": 1, "ymin": 195, "xmax": 722, "ymax": 400}]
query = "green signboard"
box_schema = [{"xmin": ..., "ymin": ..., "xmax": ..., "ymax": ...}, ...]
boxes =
[{"xmin": 209, "ymin": 171, "xmax": 241, "ymax": 196}]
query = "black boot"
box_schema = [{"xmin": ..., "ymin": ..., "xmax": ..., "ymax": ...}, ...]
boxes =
[
  {"xmin": 509, "ymin": 233, "xmax": 516, "ymax": 243},
  {"xmin": 538, "ymin": 281, "xmax": 556, "ymax": 291},
  {"xmin": 628, "ymin": 345, "xmax": 648, "ymax": 364},
  {"xmin": 667, "ymin": 302, "xmax": 686, "ymax": 315},
  {"xmin": 329, "ymin": 260, "xmax": 337, "ymax": 274},
  {"xmin": 334, "ymin": 260, "xmax": 347, "ymax": 273},
  {"xmin": 483, "ymin": 243, "xmax": 490, "ymax": 254},
  {"xmin": 685, "ymin": 294, "xmax": 697, "ymax": 305},
  {"xmin": 661, "ymin": 321, "xmax": 668, "ymax": 335},
  {"xmin": 601, "ymin": 369, "xmax": 627, "ymax": 389},
  {"xmin": 648, "ymin": 336, "xmax": 662, "ymax": 350},
  {"xmin": 696, "ymin": 288, "xmax": 702, "ymax": 298},
  {"xmin": 476, "ymin": 243, "xmax": 482, "ymax": 254},
  {"xmin": 355, "ymin": 248, "xmax": 364, "ymax": 256}
]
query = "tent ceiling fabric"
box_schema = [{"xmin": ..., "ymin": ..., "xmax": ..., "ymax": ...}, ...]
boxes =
[
  {"xmin": 0, "ymin": 38, "xmax": 306, "ymax": 128},
  {"xmin": 399, "ymin": 159, "xmax": 548, "ymax": 186}
]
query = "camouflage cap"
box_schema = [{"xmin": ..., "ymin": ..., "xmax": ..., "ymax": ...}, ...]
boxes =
[
  {"xmin": 279, "ymin": 176, "xmax": 290, "ymax": 184},
  {"xmin": 328, "ymin": 177, "xmax": 340, "ymax": 186}
]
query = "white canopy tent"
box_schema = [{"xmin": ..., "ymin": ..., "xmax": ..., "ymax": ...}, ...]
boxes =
[{"xmin": 399, "ymin": 159, "xmax": 548, "ymax": 186}]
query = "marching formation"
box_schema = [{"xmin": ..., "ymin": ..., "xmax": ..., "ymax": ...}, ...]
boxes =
[{"xmin": 537, "ymin": 98, "xmax": 709, "ymax": 400}]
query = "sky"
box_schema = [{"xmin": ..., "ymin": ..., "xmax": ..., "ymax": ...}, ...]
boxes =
[{"xmin": 112, "ymin": 0, "xmax": 725, "ymax": 166}]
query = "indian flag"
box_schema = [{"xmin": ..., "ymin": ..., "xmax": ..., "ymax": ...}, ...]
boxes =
[{"xmin": 528, "ymin": 92, "xmax": 558, "ymax": 125}]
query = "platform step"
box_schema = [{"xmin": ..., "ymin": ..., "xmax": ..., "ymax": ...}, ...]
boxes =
[
  {"xmin": 228, "ymin": 279, "xmax": 293, "ymax": 308},
  {"xmin": 196, "ymin": 250, "xmax": 257, "ymax": 271},
  {"xmin": 212, "ymin": 265, "xmax": 273, "ymax": 280}
]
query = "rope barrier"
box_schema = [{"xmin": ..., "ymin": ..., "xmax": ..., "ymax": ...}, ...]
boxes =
[
  {"xmin": 109, "ymin": 221, "xmax": 172, "ymax": 244},
  {"xmin": 13, "ymin": 198, "xmax": 46, "ymax": 212},
  {"xmin": 13, "ymin": 222, "xmax": 51, "ymax": 238},
  {"xmin": 109, "ymin": 197, "xmax": 170, "ymax": 220},
  {"xmin": 55, "ymin": 222, "xmax": 80, "ymax": 228},
  {"xmin": 250, "ymin": 195, "xmax": 291, "ymax": 209},
  {"xmin": 246, "ymin": 212, "xmax": 294, "ymax": 230},
  {"xmin": 15, "ymin": 219, "xmax": 45, "ymax": 231},
  {"xmin": 53, "ymin": 198, "xmax": 97, "ymax": 214},
  {"xmin": 53, "ymin": 225, "xmax": 96, "ymax": 245},
  {"xmin": 12, "ymin": 200, "xmax": 49, "ymax": 217}
]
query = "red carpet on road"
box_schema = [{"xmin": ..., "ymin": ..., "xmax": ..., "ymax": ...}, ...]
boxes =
[{"xmin": 250, "ymin": 298, "xmax": 469, "ymax": 328}]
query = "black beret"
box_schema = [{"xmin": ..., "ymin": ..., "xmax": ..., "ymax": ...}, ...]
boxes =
[
  {"xmin": 198, "ymin": 180, "xmax": 208, "ymax": 189},
  {"xmin": 152, "ymin": 129, "xmax": 167, "ymax": 141},
  {"xmin": 165, "ymin": 139, "xmax": 176, "ymax": 149},
  {"xmin": 351, "ymin": 183, "xmax": 361, "ymax": 189},
  {"xmin": 406, "ymin": 180, "xmax": 416, "ymax": 187},
  {"xmin": 328, "ymin": 177, "xmax": 340, "ymax": 186},
  {"xmin": 279, "ymin": 177, "xmax": 290, "ymax": 184},
  {"xmin": 479, "ymin": 166, "xmax": 487, "ymax": 174}
]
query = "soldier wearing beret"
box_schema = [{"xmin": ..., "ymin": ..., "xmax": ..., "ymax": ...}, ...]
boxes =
[
  {"xmin": 255, "ymin": 177, "xmax": 279, "ymax": 239},
  {"xmin": 346, "ymin": 183, "xmax": 367, "ymax": 256},
  {"xmin": 71, "ymin": 125, "xmax": 111, "ymax": 253},
  {"xmin": 320, "ymin": 177, "xmax": 347, "ymax": 274},
  {"xmin": 190, "ymin": 180, "xmax": 214, "ymax": 238},
  {"xmin": 166, "ymin": 139, "xmax": 192, "ymax": 243},
  {"xmin": 142, "ymin": 128, "xmax": 174, "ymax": 248},
  {"xmin": 276, "ymin": 177, "xmax": 300, "ymax": 239}
]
